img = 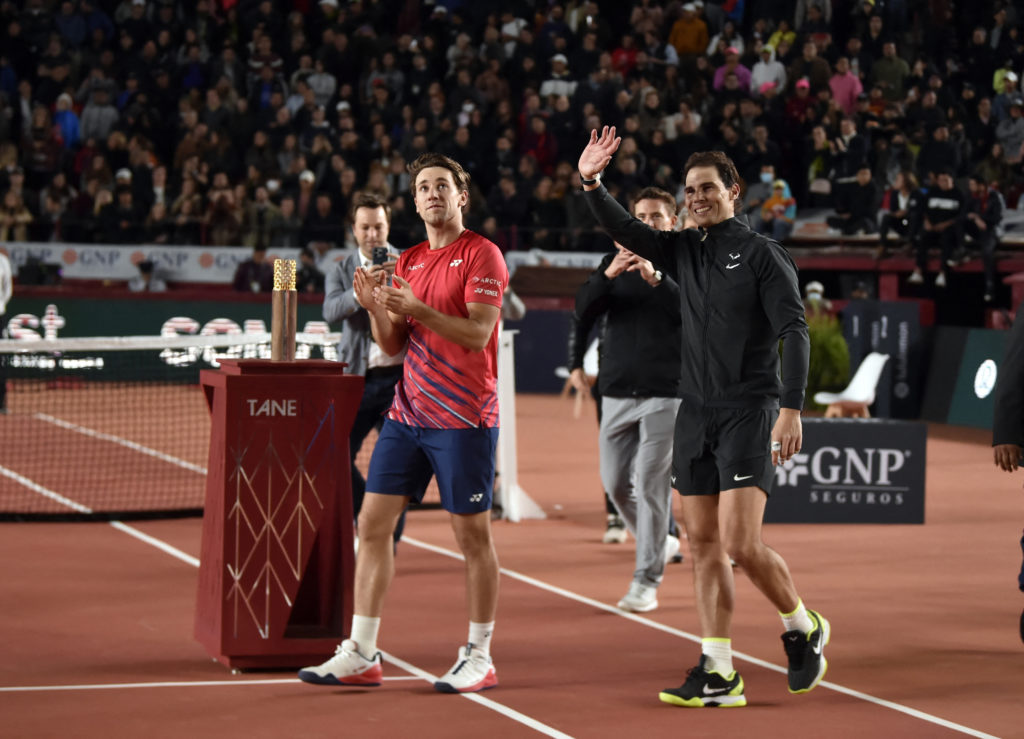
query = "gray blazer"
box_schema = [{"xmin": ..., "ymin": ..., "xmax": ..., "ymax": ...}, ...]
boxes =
[{"xmin": 322, "ymin": 246, "xmax": 401, "ymax": 375}]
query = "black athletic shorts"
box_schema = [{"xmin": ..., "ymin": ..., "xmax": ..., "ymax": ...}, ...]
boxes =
[{"xmin": 670, "ymin": 405, "xmax": 779, "ymax": 496}]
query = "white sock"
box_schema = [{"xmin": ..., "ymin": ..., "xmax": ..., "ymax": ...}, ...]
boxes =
[
  {"xmin": 350, "ymin": 615, "xmax": 381, "ymax": 656},
  {"xmin": 780, "ymin": 599, "xmax": 814, "ymax": 633},
  {"xmin": 701, "ymin": 638, "xmax": 734, "ymax": 676},
  {"xmin": 468, "ymin": 621, "xmax": 495, "ymax": 657}
]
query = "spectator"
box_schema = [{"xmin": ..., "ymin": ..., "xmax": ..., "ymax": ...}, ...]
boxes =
[
  {"xmin": 826, "ymin": 163, "xmax": 879, "ymax": 235},
  {"xmin": 751, "ymin": 45, "xmax": 787, "ymax": 98},
  {"xmin": 829, "ymin": 117, "xmax": 870, "ymax": 199},
  {"xmin": 53, "ymin": 93, "xmax": 81, "ymax": 150},
  {"xmin": 143, "ymin": 201, "xmax": 173, "ymax": 245},
  {"xmin": 232, "ymin": 245, "xmax": 274, "ymax": 293},
  {"xmin": 668, "ymin": 4, "xmax": 709, "ymax": 60},
  {"xmin": 829, "ymin": 57, "xmax": 863, "ymax": 115},
  {"xmin": 301, "ymin": 192, "xmax": 344, "ymax": 253},
  {"xmin": 487, "ymin": 174, "xmax": 529, "ymax": 241},
  {"xmin": 539, "ymin": 54, "xmax": 577, "ymax": 100},
  {"xmin": 788, "ymin": 40, "xmax": 831, "ymax": 93},
  {"xmin": 0, "ymin": 190, "xmax": 33, "ymax": 241},
  {"xmin": 975, "ymin": 141, "xmax": 1014, "ymax": 192},
  {"xmin": 639, "ymin": 29, "xmax": 681, "ymax": 79},
  {"xmin": 754, "ymin": 178, "xmax": 797, "ymax": 242},
  {"xmin": 995, "ymin": 98, "xmax": 1024, "ymax": 165},
  {"xmin": 79, "ymin": 88, "xmax": 119, "ymax": 143},
  {"xmin": 742, "ymin": 162, "xmax": 777, "ymax": 219},
  {"xmin": 909, "ymin": 167, "xmax": 965, "ymax": 287},
  {"xmin": 964, "ymin": 173, "xmax": 1005, "ymax": 302},
  {"xmin": 713, "ymin": 47, "xmax": 751, "ymax": 93},
  {"xmin": 270, "ymin": 195, "xmax": 302, "ymax": 248},
  {"xmin": 877, "ymin": 169, "xmax": 924, "ymax": 257},
  {"xmin": 98, "ymin": 186, "xmax": 143, "ymax": 244},
  {"xmin": 296, "ymin": 246, "xmax": 325, "ymax": 294},
  {"xmin": 707, "ymin": 19, "xmax": 744, "ymax": 59},
  {"xmin": 870, "ymin": 41, "xmax": 910, "ymax": 102},
  {"xmin": 242, "ymin": 186, "xmax": 281, "ymax": 249},
  {"xmin": 803, "ymin": 279, "xmax": 834, "ymax": 314},
  {"xmin": 128, "ymin": 259, "xmax": 168, "ymax": 292},
  {"xmin": 916, "ymin": 123, "xmax": 961, "ymax": 186}
]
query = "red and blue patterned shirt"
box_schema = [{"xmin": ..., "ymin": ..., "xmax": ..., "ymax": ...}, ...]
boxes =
[{"xmin": 387, "ymin": 230, "xmax": 507, "ymax": 429}]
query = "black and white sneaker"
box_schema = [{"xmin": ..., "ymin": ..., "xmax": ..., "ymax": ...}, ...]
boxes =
[
  {"xmin": 782, "ymin": 609, "xmax": 831, "ymax": 693},
  {"xmin": 658, "ymin": 655, "xmax": 746, "ymax": 708}
]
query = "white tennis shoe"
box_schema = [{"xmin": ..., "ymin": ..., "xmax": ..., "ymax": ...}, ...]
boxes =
[
  {"xmin": 433, "ymin": 644, "xmax": 498, "ymax": 693},
  {"xmin": 297, "ymin": 639, "xmax": 382, "ymax": 686}
]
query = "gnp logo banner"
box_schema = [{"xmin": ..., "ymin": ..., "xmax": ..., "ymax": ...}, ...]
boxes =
[{"xmin": 765, "ymin": 418, "xmax": 927, "ymax": 524}]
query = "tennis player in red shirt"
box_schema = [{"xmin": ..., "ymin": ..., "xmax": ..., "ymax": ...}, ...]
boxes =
[{"xmin": 299, "ymin": 153, "xmax": 508, "ymax": 693}]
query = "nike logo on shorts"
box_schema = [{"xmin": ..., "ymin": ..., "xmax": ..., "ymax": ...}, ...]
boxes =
[{"xmin": 733, "ymin": 474, "xmax": 753, "ymax": 481}]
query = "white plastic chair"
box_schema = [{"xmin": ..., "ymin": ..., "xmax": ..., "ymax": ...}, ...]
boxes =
[
  {"xmin": 813, "ymin": 352, "xmax": 890, "ymax": 418},
  {"xmin": 555, "ymin": 339, "xmax": 599, "ymax": 418}
]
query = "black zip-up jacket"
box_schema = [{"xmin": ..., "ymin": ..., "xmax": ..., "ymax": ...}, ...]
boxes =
[
  {"xmin": 993, "ymin": 313, "xmax": 1024, "ymax": 447},
  {"xmin": 584, "ymin": 185, "xmax": 809, "ymax": 410},
  {"xmin": 570, "ymin": 253, "xmax": 682, "ymax": 398}
]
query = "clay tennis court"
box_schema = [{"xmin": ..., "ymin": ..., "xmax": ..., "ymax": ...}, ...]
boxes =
[{"xmin": 1, "ymin": 394, "xmax": 1021, "ymax": 738}]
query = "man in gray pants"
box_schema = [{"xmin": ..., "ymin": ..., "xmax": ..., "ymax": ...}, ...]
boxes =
[{"xmin": 570, "ymin": 187, "xmax": 683, "ymax": 612}]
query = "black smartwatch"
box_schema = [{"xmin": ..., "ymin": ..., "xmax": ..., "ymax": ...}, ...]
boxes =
[{"xmin": 580, "ymin": 171, "xmax": 601, "ymax": 186}]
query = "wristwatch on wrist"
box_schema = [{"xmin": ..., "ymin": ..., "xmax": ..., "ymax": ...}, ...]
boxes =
[
  {"xmin": 653, "ymin": 269, "xmax": 663, "ymax": 285},
  {"xmin": 580, "ymin": 171, "xmax": 601, "ymax": 186}
]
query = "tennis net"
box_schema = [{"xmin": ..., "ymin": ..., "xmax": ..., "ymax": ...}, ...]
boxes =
[{"xmin": 0, "ymin": 331, "xmax": 342, "ymax": 521}]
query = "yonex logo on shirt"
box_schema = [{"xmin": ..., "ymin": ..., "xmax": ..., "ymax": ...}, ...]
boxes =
[{"xmin": 449, "ymin": 259, "xmax": 463, "ymax": 267}]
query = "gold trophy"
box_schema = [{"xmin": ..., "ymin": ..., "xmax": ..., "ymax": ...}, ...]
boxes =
[{"xmin": 271, "ymin": 258, "xmax": 297, "ymax": 361}]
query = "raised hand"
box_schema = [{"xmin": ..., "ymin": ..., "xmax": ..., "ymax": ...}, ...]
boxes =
[{"xmin": 578, "ymin": 126, "xmax": 622, "ymax": 180}]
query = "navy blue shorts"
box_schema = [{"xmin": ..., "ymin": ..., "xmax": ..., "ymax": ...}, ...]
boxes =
[{"xmin": 365, "ymin": 419, "xmax": 499, "ymax": 514}]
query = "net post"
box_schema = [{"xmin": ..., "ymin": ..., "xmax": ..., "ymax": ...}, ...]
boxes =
[{"xmin": 272, "ymin": 259, "xmax": 297, "ymax": 361}]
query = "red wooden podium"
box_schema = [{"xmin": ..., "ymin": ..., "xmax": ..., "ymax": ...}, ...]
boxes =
[{"xmin": 194, "ymin": 359, "xmax": 364, "ymax": 670}]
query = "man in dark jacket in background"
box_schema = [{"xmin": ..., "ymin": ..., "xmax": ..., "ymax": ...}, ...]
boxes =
[
  {"xmin": 964, "ymin": 173, "xmax": 1005, "ymax": 302},
  {"xmin": 570, "ymin": 186, "xmax": 684, "ymax": 614}
]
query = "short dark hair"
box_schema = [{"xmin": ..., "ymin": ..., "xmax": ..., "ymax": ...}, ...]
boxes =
[
  {"xmin": 407, "ymin": 152, "xmax": 471, "ymax": 194},
  {"xmin": 683, "ymin": 151, "xmax": 741, "ymax": 191},
  {"xmin": 349, "ymin": 190, "xmax": 392, "ymax": 223},
  {"xmin": 631, "ymin": 187, "xmax": 677, "ymax": 215}
]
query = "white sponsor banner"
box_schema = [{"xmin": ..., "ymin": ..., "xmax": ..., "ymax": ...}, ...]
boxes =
[
  {"xmin": 1, "ymin": 243, "xmax": 355, "ymax": 284},
  {"xmin": 506, "ymin": 249, "xmax": 604, "ymax": 276}
]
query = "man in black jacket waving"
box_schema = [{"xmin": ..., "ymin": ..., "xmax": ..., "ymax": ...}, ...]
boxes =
[
  {"xmin": 571, "ymin": 187, "xmax": 684, "ymax": 614},
  {"xmin": 578, "ymin": 128, "xmax": 826, "ymax": 708}
]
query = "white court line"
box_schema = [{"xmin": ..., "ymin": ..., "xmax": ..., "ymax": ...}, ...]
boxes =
[
  {"xmin": 381, "ymin": 651, "xmax": 573, "ymax": 739},
  {"xmin": 1, "ymin": 469, "xmax": 998, "ymax": 739},
  {"xmin": 2, "ymin": 475, "xmax": 575, "ymax": 739},
  {"xmin": 403, "ymin": 536, "xmax": 1001, "ymax": 739},
  {"xmin": 34, "ymin": 413, "xmax": 207, "ymax": 475},
  {"xmin": 0, "ymin": 464, "xmax": 91, "ymax": 514},
  {"xmin": 0, "ymin": 677, "xmax": 420, "ymax": 692}
]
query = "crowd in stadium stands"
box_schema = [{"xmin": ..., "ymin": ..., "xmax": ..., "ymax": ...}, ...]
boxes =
[{"xmin": 0, "ymin": 0, "xmax": 1023, "ymax": 272}]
